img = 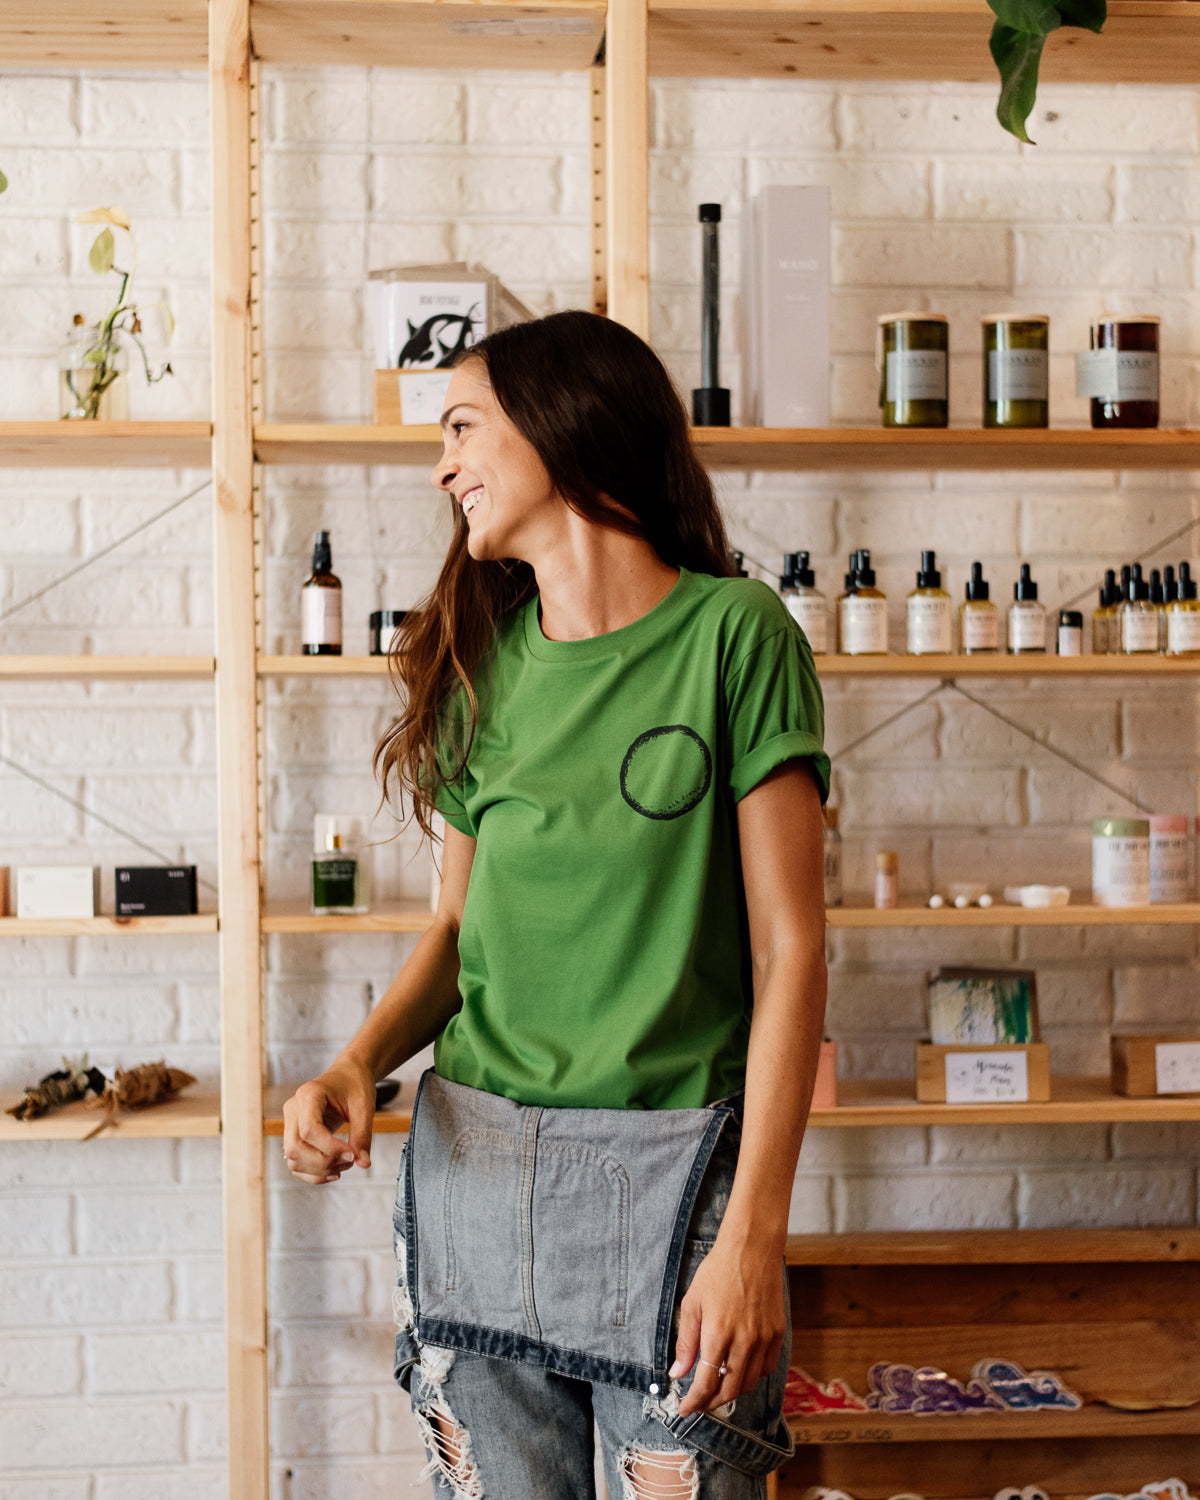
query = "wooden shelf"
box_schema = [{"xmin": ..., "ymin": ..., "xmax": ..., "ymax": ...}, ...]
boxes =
[
  {"xmin": 0, "ymin": 0, "xmax": 209, "ymax": 67},
  {"xmin": 819, "ymin": 654, "xmax": 1200, "ymax": 676},
  {"xmin": 0, "ymin": 1090, "xmax": 221, "ymax": 1140},
  {"xmin": 788, "ymin": 1403, "xmax": 1200, "ymax": 1445},
  {"xmin": 828, "ymin": 900, "xmax": 1200, "ymax": 928},
  {"xmin": 263, "ymin": 1079, "xmax": 416, "ymax": 1134},
  {"xmin": 648, "ymin": 0, "xmax": 1200, "ymax": 83},
  {"xmin": 259, "ymin": 655, "xmax": 389, "ymax": 677},
  {"xmin": 810, "ymin": 1075, "xmax": 1200, "ymax": 1126},
  {"xmin": 0, "ymin": 422, "xmax": 212, "ymax": 467},
  {"xmin": 256, "ymin": 423, "xmax": 1200, "ymax": 472},
  {"xmin": 261, "ymin": 899, "xmax": 433, "ymax": 933},
  {"xmin": 0, "ymin": 656, "xmax": 215, "ymax": 681},
  {"xmin": 0, "ymin": 914, "xmax": 218, "ymax": 936},
  {"xmin": 785, "ymin": 1227, "xmax": 1200, "ymax": 1264},
  {"xmin": 252, "ymin": 0, "xmax": 605, "ymax": 68}
]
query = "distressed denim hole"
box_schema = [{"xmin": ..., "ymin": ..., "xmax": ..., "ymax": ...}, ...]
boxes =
[
  {"xmin": 619, "ymin": 1445, "xmax": 699, "ymax": 1500},
  {"xmin": 414, "ymin": 1394, "xmax": 484, "ymax": 1500}
]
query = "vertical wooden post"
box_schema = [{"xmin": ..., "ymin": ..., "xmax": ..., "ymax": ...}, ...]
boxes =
[
  {"xmin": 210, "ymin": 0, "xmax": 269, "ymax": 1495},
  {"xmin": 605, "ymin": 0, "xmax": 650, "ymax": 338},
  {"xmin": 589, "ymin": 63, "xmax": 608, "ymax": 317}
]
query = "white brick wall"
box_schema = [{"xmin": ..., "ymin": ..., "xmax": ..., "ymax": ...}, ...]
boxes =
[{"xmin": 2, "ymin": 60, "xmax": 1199, "ymax": 1497}]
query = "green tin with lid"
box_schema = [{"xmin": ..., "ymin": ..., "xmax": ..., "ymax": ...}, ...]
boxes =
[
  {"xmin": 982, "ymin": 313, "xmax": 1049, "ymax": 429},
  {"xmin": 878, "ymin": 311, "xmax": 949, "ymax": 428}
]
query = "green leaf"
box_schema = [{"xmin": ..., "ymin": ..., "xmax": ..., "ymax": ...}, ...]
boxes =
[
  {"xmin": 89, "ymin": 227, "xmax": 115, "ymax": 275},
  {"xmin": 989, "ymin": 0, "xmax": 1062, "ymax": 34},
  {"xmin": 83, "ymin": 348, "xmax": 107, "ymax": 365},
  {"xmin": 1057, "ymin": 0, "xmax": 1106, "ymax": 34},
  {"xmin": 990, "ymin": 21, "xmax": 1050, "ymax": 143},
  {"xmin": 0, "ymin": 168, "xmax": 7, "ymax": 195}
]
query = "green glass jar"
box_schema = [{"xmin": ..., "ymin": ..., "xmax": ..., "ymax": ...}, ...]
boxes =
[
  {"xmin": 878, "ymin": 312, "xmax": 949, "ymax": 428},
  {"xmin": 982, "ymin": 313, "xmax": 1049, "ymax": 428}
]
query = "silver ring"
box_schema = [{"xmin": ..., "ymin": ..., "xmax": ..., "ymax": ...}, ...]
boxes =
[{"xmin": 698, "ymin": 1358, "xmax": 729, "ymax": 1377}]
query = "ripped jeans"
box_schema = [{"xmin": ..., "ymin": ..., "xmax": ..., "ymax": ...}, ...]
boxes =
[{"xmin": 391, "ymin": 1102, "xmax": 792, "ymax": 1499}]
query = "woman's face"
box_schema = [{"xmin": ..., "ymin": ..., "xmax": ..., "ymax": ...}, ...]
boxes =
[{"xmin": 432, "ymin": 361, "xmax": 560, "ymax": 565}]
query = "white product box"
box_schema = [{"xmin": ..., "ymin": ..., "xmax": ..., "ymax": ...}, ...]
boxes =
[
  {"xmin": 741, "ymin": 186, "xmax": 831, "ymax": 428},
  {"xmin": 367, "ymin": 262, "xmax": 534, "ymax": 372},
  {"xmin": 16, "ymin": 865, "xmax": 99, "ymax": 919}
]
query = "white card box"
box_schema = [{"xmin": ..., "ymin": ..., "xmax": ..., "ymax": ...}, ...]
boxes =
[
  {"xmin": 741, "ymin": 185, "xmax": 831, "ymax": 428},
  {"xmin": 16, "ymin": 865, "xmax": 99, "ymax": 919}
]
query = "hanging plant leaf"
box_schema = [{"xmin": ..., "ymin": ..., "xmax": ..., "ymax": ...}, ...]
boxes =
[
  {"xmin": 987, "ymin": 0, "xmax": 1106, "ymax": 143},
  {"xmin": 0, "ymin": 169, "xmax": 7, "ymax": 194},
  {"xmin": 89, "ymin": 227, "xmax": 115, "ymax": 275},
  {"xmin": 76, "ymin": 205, "xmax": 131, "ymax": 230}
]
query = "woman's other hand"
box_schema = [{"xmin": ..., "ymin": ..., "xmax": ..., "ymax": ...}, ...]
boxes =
[
  {"xmin": 281, "ymin": 1060, "xmax": 377, "ymax": 1184},
  {"xmin": 670, "ymin": 1233, "xmax": 786, "ymax": 1417}
]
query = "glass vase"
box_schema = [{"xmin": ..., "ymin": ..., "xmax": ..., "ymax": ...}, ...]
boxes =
[{"xmin": 58, "ymin": 321, "xmax": 130, "ymax": 421}]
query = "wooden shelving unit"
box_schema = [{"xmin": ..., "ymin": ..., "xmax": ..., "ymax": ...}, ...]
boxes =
[
  {"xmin": 0, "ymin": 1090, "xmax": 222, "ymax": 1140},
  {"xmin": 0, "ymin": 914, "xmax": 218, "ymax": 936},
  {"xmin": 0, "ymin": 420, "xmax": 212, "ymax": 466},
  {"xmin": 5, "ymin": 2, "xmax": 1200, "ymax": 1497}
]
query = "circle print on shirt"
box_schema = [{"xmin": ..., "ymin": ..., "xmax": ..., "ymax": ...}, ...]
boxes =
[{"xmin": 619, "ymin": 725, "xmax": 713, "ymax": 821}]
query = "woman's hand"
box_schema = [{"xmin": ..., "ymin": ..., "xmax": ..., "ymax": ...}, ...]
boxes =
[
  {"xmin": 669, "ymin": 1232, "xmax": 786, "ymax": 1417},
  {"xmin": 281, "ymin": 1059, "xmax": 377, "ymax": 1184}
]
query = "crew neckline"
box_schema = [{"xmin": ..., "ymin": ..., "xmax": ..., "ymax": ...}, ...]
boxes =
[{"xmin": 522, "ymin": 567, "xmax": 692, "ymax": 662}]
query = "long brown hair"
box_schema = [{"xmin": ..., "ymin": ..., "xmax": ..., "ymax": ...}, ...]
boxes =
[{"xmin": 374, "ymin": 309, "xmax": 734, "ymax": 836}]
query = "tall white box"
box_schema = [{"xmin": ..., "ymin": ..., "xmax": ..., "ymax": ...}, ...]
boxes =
[{"xmin": 742, "ymin": 186, "xmax": 831, "ymax": 428}]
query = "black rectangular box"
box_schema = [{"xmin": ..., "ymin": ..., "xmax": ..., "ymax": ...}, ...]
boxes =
[{"xmin": 115, "ymin": 865, "xmax": 198, "ymax": 916}]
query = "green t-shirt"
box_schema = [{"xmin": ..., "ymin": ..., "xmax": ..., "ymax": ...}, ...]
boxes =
[{"xmin": 433, "ymin": 567, "xmax": 830, "ymax": 1111}]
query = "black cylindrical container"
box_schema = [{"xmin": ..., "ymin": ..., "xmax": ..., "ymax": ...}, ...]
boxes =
[
  {"xmin": 1090, "ymin": 315, "xmax": 1160, "ymax": 429},
  {"xmin": 369, "ymin": 609, "xmax": 408, "ymax": 656}
]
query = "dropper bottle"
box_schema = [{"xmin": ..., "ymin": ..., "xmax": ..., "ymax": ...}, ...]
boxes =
[
  {"xmin": 1007, "ymin": 563, "xmax": 1046, "ymax": 654},
  {"xmin": 837, "ymin": 548, "xmax": 888, "ymax": 655},
  {"xmin": 1092, "ymin": 568, "xmax": 1119, "ymax": 655},
  {"xmin": 1119, "ymin": 562, "xmax": 1158, "ymax": 654},
  {"xmin": 959, "ymin": 561, "xmax": 999, "ymax": 654},
  {"xmin": 1167, "ymin": 561, "xmax": 1200, "ymax": 656},
  {"xmin": 1155, "ymin": 566, "xmax": 1174, "ymax": 652},
  {"xmin": 780, "ymin": 551, "xmax": 827, "ymax": 654},
  {"xmin": 906, "ymin": 549, "xmax": 953, "ymax": 655}
]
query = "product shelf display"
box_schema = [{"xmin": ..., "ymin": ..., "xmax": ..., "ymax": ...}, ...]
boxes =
[
  {"xmin": 260, "ymin": 897, "xmax": 433, "ymax": 932},
  {"xmin": 0, "ymin": 1090, "xmax": 222, "ymax": 1141},
  {"xmin": 0, "ymin": 913, "xmax": 218, "ymax": 936},
  {"xmin": 0, "ymin": 420, "xmax": 213, "ymax": 467},
  {"xmin": 0, "ymin": 656, "xmax": 217, "ymax": 680}
]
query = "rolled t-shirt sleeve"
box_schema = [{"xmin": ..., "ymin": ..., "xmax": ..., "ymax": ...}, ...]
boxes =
[{"xmin": 725, "ymin": 619, "xmax": 830, "ymax": 803}]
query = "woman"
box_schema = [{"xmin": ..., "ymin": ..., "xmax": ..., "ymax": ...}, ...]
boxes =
[{"xmin": 283, "ymin": 310, "xmax": 829, "ymax": 1500}]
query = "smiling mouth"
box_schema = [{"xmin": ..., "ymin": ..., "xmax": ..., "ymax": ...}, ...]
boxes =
[{"xmin": 460, "ymin": 487, "xmax": 482, "ymax": 516}]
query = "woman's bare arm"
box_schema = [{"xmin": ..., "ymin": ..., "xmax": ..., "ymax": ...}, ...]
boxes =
[
  {"xmin": 673, "ymin": 760, "xmax": 827, "ymax": 1414},
  {"xmin": 281, "ymin": 823, "xmax": 476, "ymax": 1184}
]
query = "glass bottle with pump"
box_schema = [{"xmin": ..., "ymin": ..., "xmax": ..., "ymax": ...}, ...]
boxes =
[
  {"xmin": 311, "ymin": 814, "xmax": 369, "ymax": 915},
  {"xmin": 959, "ymin": 561, "xmax": 999, "ymax": 654},
  {"xmin": 906, "ymin": 549, "xmax": 953, "ymax": 655},
  {"xmin": 1007, "ymin": 563, "xmax": 1046, "ymax": 654},
  {"xmin": 1093, "ymin": 568, "xmax": 1119, "ymax": 655},
  {"xmin": 780, "ymin": 551, "xmax": 827, "ymax": 655},
  {"xmin": 837, "ymin": 549, "xmax": 888, "ymax": 655},
  {"xmin": 1119, "ymin": 563, "xmax": 1159, "ymax": 654},
  {"xmin": 1167, "ymin": 560, "xmax": 1200, "ymax": 656},
  {"xmin": 301, "ymin": 530, "xmax": 343, "ymax": 656}
]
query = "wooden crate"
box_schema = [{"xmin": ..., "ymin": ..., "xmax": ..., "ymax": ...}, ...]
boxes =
[
  {"xmin": 1112, "ymin": 1033, "xmax": 1200, "ymax": 1097},
  {"xmin": 373, "ymin": 368, "xmax": 452, "ymax": 426},
  {"xmin": 915, "ymin": 1042, "xmax": 1051, "ymax": 1103}
]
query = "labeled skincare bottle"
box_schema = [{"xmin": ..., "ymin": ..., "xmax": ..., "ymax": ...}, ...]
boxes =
[
  {"xmin": 1057, "ymin": 610, "xmax": 1084, "ymax": 656},
  {"xmin": 301, "ymin": 530, "xmax": 342, "ymax": 656},
  {"xmin": 1119, "ymin": 563, "xmax": 1158, "ymax": 654},
  {"xmin": 311, "ymin": 814, "xmax": 369, "ymax": 915},
  {"xmin": 1007, "ymin": 563, "xmax": 1046, "ymax": 654},
  {"xmin": 838, "ymin": 549, "xmax": 888, "ymax": 656},
  {"xmin": 1167, "ymin": 560, "xmax": 1200, "ymax": 656},
  {"xmin": 780, "ymin": 551, "xmax": 827, "ymax": 655},
  {"xmin": 1092, "ymin": 569, "xmax": 1119, "ymax": 655},
  {"xmin": 906, "ymin": 549, "xmax": 953, "ymax": 655},
  {"xmin": 874, "ymin": 850, "xmax": 899, "ymax": 910},
  {"xmin": 1159, "ymin": 566, "xmax": 1176, "ymax": 652},
  {"xmin": 959, "ymin": 562, "xmax": 999, "ymax": 654}
]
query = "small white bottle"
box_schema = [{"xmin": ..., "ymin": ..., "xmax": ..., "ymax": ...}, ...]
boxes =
[
  {"xmin": 906, "ymin": 549, "xmax": 953, "ymax": 655},
  {"xmin": 837, "ymin": 549, "xmax": 888, "ymax": 656},
  {"xmin": 1007, "ymin": 563, "xmax": 1046, "ymax": 654},
  {"xmin": 780, "ymin": 551, "xmax": 827, "ymax": 655}
]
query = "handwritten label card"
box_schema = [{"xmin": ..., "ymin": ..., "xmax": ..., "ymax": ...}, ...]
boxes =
[
  {"xmin": 945, "ymin": 1050, "xmax": 1029, "ymax": 1104},
  {"xmin": 1155, "ymin": 1042, "xmax": 1200, "ymax": 1095},
  {"xmin": 398, "ymin": 371, "xmax": 453, "ymax": 426}
]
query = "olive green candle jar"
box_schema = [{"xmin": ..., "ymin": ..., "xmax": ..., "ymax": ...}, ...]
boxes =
[
  {"xmin": 878, "ymin": 311, "xmax": 949, "ymax": 428},
  {"xmin": 982, "ymin": 313, "xmax": 1049, "ymax": 428}
]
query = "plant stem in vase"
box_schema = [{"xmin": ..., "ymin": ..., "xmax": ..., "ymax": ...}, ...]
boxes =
[{"xmin": 59, "ymin": 314, "xmax": 130, "ymax": 421}]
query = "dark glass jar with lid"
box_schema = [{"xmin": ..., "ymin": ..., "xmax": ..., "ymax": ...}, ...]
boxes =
[
  {"xmin": 982, "ymin": 313, "xmax": 1049, "ymax": 429},
  {"xmin": 1090, "ymin": 314, "xmax": 1160, "ymax": 429},
  {"xmin": 878, "ymin": 312, "xmax": 949, "ymax": 429}
]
